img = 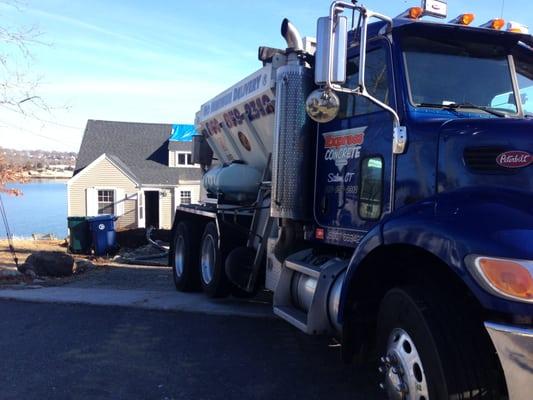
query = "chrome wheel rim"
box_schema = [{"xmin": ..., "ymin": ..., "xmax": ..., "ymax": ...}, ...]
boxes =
[
  {"xmin": 174, "ymin": 235, "xmax": 185, "ymax": 278},
  {"xmin": 379, "ymin": 328, "xmax": 429, "ymax": 400},
  {"xmin": 200, "ymin": 234, "xmax": 216, "ymax": 285}
]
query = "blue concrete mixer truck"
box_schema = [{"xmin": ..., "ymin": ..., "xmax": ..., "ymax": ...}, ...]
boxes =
[{"xmin": 169, "ymin": 1, "xmax": 532, "ymax": 398}]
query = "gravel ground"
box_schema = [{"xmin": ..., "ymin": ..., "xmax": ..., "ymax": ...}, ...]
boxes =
[{"xmin": 66, "ymin": 264, "xmax": 174, "ymax": 291}]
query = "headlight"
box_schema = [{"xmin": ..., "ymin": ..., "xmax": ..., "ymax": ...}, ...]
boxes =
[{"xmin": 465, "ymin": 255, "xmax": 533, "ymax": 304}]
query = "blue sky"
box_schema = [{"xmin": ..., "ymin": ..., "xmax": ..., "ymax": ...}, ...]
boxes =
[{"xmin": 1, "ymin": 0, "xmax": 531, "ymax": 151}]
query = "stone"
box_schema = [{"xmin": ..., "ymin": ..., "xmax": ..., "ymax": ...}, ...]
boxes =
[
  {"xmin": 73, "ymin": 259, "xmax": 95, "ymax": 274},
  {"xmin": 24, "ymin": 269, "xmax": 37, "ymax": 279},
  {"xmin": 19, "ymin": 251, "xmax": 74, "ymax": 277}
]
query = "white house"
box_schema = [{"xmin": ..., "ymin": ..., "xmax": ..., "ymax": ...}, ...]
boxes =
[{"xmin": 68, "ymin": 120, "xmax": 202, "ymax": 230}]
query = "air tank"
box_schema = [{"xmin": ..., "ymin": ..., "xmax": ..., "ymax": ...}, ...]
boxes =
[{"xmin": 202, "ymin": 163, "xmax": 262, "ymax": 203}]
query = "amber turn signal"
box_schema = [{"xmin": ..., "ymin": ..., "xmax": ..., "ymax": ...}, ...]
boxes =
[{"xmin": 475, "ymin": 257, "xmax": 533, "ymax": 302}]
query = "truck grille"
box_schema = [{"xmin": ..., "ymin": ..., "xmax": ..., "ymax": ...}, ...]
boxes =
[{"xmin": 463, "ymin": 147, "xmax": 516, "ymax": 174}]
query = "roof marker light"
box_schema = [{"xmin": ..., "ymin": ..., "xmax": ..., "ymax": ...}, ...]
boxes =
[
  {"xmin": 507, "ymin": 21, "xmax": 529, "ymax": 34},
  {"xmin": 480, "ymin": 18, "xmax": 506, "ymax": 30},
  {"xmin": 449, "ymin": 13, "xmax": 475, "ymax": 26},
  {"xmin": 398, "ymin": 7, "xmax": 424, "ymax": 20}
]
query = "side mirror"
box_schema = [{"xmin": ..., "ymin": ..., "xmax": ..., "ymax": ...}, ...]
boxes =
[{"xmin": 314, "ymin": 15, "xmax": 348, "ymax": 85}]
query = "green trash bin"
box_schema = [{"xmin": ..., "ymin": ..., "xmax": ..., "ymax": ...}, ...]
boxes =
[{"xmin": 67, "ymin": 216, "xmax": 92, "ymax": 254}]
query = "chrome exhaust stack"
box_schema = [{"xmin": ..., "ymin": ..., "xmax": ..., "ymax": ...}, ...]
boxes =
[{"xmin": 281, "ymin": 18, "xmax": 304, "ymax": 51}]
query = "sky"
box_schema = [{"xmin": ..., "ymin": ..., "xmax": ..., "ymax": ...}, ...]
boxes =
[{"xmin": 1, "ymin": 0, "xmax": 532, "ymax": 152}]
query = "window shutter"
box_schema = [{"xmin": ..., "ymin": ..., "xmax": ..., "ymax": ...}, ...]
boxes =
[
  {"xmin": 115, "ymin": 188, "xmax": 125, "ymax": 216},
  {"xmin": 86, "ymin": 188, "xmax": 98, "ymax": 216},
  {"xmin": 169, "ymin": 150, "xmax": 175, "ymax": 167}
]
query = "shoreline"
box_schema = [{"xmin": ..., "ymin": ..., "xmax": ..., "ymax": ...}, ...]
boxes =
[
  {"xmin": 1, "ymin": 235, "xmax": 68, "ymax": 241},
  {"xmin": 25, "ymin": 176, "xmax": 71, "ymax": 182}
]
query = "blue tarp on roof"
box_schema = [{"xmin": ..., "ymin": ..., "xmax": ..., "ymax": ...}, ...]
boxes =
[{"xmin": 169, "ymin": 124, "xmax": 196, "ymax": 142}]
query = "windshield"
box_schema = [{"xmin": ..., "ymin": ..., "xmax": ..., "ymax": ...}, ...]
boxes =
[{"xmin": 403, "ymin": 36, "xmax": 517, "ymax": 114}]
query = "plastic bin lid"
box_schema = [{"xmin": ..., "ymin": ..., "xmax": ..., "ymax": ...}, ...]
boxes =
[
  {"xmin": 68, "ymin": 216, "xmax": 89, "ymax": 221},
  {"xmin": 87, "ymin": 214, "xmax": 115, "ymax": 222}
]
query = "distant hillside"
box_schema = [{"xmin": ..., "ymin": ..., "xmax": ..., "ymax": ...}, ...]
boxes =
[
  {"xmin": 1, "ymin": 147, "xmax": 77, "ymax": 180},
  {"xmin": 1, "ymin": 147, "xmax": 77, "ymax": 170}
]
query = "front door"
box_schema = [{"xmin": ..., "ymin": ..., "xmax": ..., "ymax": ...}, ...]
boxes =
[
  {"xmin": 314, "ymin": 39, "xmax": 395, "ymax": 248},
  {"xmin": 144, "ymin": 191, "xmax": 160, "ymax": 229}
]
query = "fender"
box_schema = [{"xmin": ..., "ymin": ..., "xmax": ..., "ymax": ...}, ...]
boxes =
[{"xmin": 338, "ymin": 186, "xmax": 533, "ymax": 326}]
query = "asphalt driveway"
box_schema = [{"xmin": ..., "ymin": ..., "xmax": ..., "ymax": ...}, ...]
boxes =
[{"xmin": 0, "ymin": 300, "xmax": 382, "ymax": 400}]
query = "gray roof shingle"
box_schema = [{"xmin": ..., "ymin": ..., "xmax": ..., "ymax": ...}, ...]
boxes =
[{"xmin": 74, "ymin": 120, "xmax": 202, "ymax": 185}]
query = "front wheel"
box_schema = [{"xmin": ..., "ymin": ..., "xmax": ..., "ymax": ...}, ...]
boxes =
[{"xmin": 376, "ymin": 287, "xmax": 505, "ymax": 400}]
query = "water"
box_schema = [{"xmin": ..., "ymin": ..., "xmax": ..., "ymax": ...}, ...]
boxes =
[{"xmin": 1, "ymin": 181, "xmax": 67, "ymax": 239}]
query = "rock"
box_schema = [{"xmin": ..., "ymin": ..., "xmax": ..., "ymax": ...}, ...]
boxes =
[
  {"xmin": 24, "ymin": 269, "xmax": 37, "ymax": 279},
  {"xmin": 73, "ymin": 259, "xmax": 95, "ymax": 274},
  {"xmin": 19, "ymin": 251, "xmax": 74, "ymax": 277}
]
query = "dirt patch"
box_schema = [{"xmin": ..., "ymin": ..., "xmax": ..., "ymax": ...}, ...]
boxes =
[
  {"xmin": 0, "ymin": 239, "xmax": 67, "ymax": 268},
  {"xmin": 0, "ymin": 239, "xmax": 97, "ymax": 287}
]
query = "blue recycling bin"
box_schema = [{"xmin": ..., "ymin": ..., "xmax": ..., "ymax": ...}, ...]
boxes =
[{"xmin": 88, "ymin": 215, "xmax": 117, "ymax": 256}]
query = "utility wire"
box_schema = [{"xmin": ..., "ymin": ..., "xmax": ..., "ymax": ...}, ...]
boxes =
[
  {"xmin": 0, "ymin": 105, "xmax": 82, "ymax": 131},
  {"xmin": 0, "ymin": 120, "xmax": 78, "ymax": 146},
  {"xmin": 0, "ymin": 193, "xmax": 18, "ymax": 268}
]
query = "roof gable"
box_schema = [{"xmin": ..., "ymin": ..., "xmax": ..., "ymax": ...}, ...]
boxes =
[{"xmin": 68, "ymin": 153, "xmax": 138, "ymax": 186}]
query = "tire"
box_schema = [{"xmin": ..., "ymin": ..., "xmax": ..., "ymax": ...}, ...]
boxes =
[
  {"xmin": 376, "ymin": 286, "xmax": 505, "ymax": 400},
  {"xmin": 170, "ymin": 221, "xmax": 200, "ymax": 292},
  {"xmin": 199, "ymin": 222, "xmax": 230, "ymax": 298}
]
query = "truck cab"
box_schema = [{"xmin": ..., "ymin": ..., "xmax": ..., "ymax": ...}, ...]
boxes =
[{"xmin": 308, "ymin": 5, "xmax": 533, "ymax": 399}]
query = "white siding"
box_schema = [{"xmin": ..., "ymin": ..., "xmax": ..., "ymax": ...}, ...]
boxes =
[{"xmin": 68, "ymin": 157, "xmax": 138, "ymax": 231}]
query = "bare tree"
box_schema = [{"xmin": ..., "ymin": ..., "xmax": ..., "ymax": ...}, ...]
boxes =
[
  {"xmin": 0, "ymin": 1, "xmax": 46, "ymax": 194},
  {"xmin": 0, "ymin": 153, "xmax": 27, "ymax": 195},
  {"xmin": 0, "ymin": 0, "xmax": 47, "ymax": 115}
]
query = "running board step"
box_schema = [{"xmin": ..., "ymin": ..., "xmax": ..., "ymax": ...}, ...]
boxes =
[
  {"xmin": 273, "ymin": 306, "xmax": 307, "ymax": 332},
  {"xmin": 273, "ymin": 249, "xmax": 348, "ymax": 335},
  {"xmin": 284, "ymin": 258, "xmax": 321, "ymax": 279}
]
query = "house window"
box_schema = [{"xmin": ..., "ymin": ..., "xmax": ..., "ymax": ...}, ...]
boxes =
[
  {"xmin": 180, "ymin": 190, "xmax": 192, "ymax": 205},
  {"xmin": 173, "ymin": 151, "xmax": 193, "ymax": 167},
  {"xmin": 98, "ymin": 190, "xmax": 115, "ymax": 215}
]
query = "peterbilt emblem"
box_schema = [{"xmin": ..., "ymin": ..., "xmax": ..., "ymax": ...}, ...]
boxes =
[{"xmin": 496, "ymin": 151, "xmax": 532, "ymax": 168}]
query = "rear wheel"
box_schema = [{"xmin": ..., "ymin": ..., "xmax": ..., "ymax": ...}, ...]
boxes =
[
  {"xmin": 170, "ymin": 221, "xmax": 200, "ymax": 291},
  {"xmin": 200, "ymin": 222, "xmax": 230, "ymax": 298},
  {"xmin": 376, "ymin": 287, "xmax": 505, "ymax": 400}
]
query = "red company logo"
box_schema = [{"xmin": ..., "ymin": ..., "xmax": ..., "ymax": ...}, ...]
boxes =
[
  {"xmin": 323, "ymin": 132, "xmax": 365, "ymax": 149},
  {"xmin": 496, "ymin": 151, "xmax": 532, "ymax": 168}
]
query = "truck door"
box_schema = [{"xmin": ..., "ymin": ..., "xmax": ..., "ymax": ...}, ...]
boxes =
[{"xmin": 314, "ymin": 39, "xmax": 395, "ymax": 248}]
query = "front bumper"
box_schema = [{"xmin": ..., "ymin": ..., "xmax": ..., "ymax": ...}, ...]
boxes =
[{"xmin": 485, "ymin": 321, "xmax": 533, "ymax": 400}]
